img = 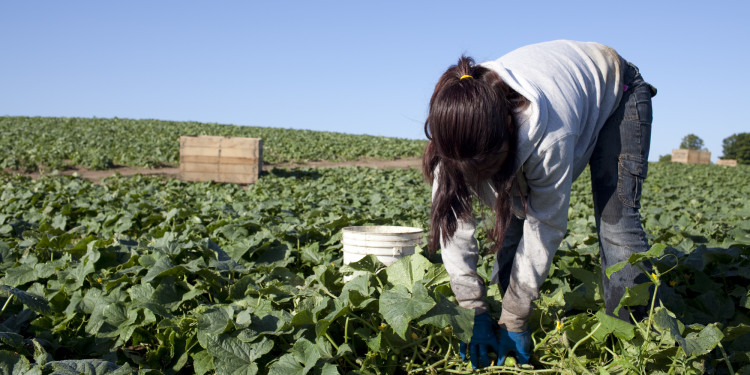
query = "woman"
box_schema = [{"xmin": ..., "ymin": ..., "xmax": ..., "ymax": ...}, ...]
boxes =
[{"xmin": 423, "ymin": 40, "xmax": 657, "ymax": 369}]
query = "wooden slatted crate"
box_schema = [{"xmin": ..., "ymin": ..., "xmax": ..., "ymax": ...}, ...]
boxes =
[
  {"xmin": 179, "ymin": 135, "xmax": 263, "ymax": 184},
  {"xmin": 671, "ymin": 149, "xmax": 711, "ymax": 164},
  {"xmin": 717, "ymin": 159, "xmax": 738, "ymax": 167}
]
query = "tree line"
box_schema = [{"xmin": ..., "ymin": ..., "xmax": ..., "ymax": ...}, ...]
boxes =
[{"xmin": 659, "ymin": 132, "xmax": 750, "ymax": 164}]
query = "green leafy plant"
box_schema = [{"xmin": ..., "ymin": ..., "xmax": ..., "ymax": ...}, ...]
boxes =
[
  {"xmin": 0, "ymin": 116, "xmax": 426, "ymax": 171},
  {"xmin": 0, "ymin": 143, "xmax": 749, "ymax": 373}
]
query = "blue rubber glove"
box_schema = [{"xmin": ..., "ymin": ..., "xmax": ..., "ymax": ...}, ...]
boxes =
[
  {"xmin": 497, "ymin": 328, "xmax": 532, "ymax": 365},
  {"xmin": 458, "ymin": 312, "xmax": 500, "ymax": 369}
]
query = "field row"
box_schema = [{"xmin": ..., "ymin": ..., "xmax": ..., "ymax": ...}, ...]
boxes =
[{"xmin": 0, "ymin": 116, "xmax": 427, "ymax": 172}]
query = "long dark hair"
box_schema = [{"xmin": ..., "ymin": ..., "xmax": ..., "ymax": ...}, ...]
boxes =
[{"xmin": 423, "ymin": 56, "xmax": 525, "ymax": 254}]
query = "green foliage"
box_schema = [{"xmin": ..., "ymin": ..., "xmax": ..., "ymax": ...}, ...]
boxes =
[
  {"xmin": 680, "ymin": 133, "xmax": 705, "ymax": 150},
  {"xmin": 0, "ymin": 116, "xmax": 426, "ymax": 172},
  {"xmin": 658, "ymin": 154, "xmax": 672, "ymax": 163},
  {"xmin": 1, "ymin": 157, "xmax": 750, "ymax": 373},
  {"xmin": 722, "ymin": 132, "xmax": 750, "ymax": 164}
]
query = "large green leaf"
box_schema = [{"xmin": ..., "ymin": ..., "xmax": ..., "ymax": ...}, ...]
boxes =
[
  {"xmin": 592, "ymin": 310, "xmax": 635, "ymax": 341},
  {"xmin": 127, "ymin": 283, "xmax": 155, "ymax": 306},
  {"xmin": 0, "ymin": 285, "xmax": 50, "ymax": 313},
  {"xmin": 339, "ymin": 274, "xmax": 377, "ymax": 309},
  {"xmin": 2, "ymin": 265, "xmax": 38, "ymax": 287},
  {"xmin": 316, "ymin": 298, "xmax": 349, "ymax": 339},
  {"xmin": 237, "ymin": 310, "xmax": 292, "ymax": 340},
  {"xmin": 203, "ymin": 334, "xmax": 274, "ymax": 375},
  {"xmin": 267, "ymin": 338, "xmax": 333, "ymax": 375},
  {"xmin": 268, "ymin": 354, "xmax": 305, "ymax": 375},
  {"xmin": 84, "ymin": 301, "xmax": 144, "ymax": 347},
  {"xmin": 613, "ymin": 282, "xmax": 652, "ymax": 315},
  {"xmin": 0, "ymin": 332, "xmax": 24, "ymax": 350},
  {"xmin": 683, "ymin": 324, "xmax": 724, "ymax": 356},
  {"xmin": 653, "ymin": 307, "xmax": 687, "ymax": 348},
  {"xmin": 68, "ymin": 248, "xmax": 101, "ymax": 291},
  {"xmin": 417, "ymin": 294, "xmax": 474, "ymax": 342},
  {"xmin": 301, "ymin": 242, "xmax": 328, "ymax": 266},
  {"xmin": 723, "ymin": 323, "xmax": 750, "ymax": 341},
  {"xmin": 379, "ymin": 282, "xmax": 435, "ymax": 339},
  {"xmin": 150, "ymin": 277, "xmax": 185, "ymax": 311},
  {"xmin": 384, "ymin": 253, "xmax": 449, "ymax": 291},
  {"xmin": 42, "ymin": 359, "xmax": 131, "ymax": 375},
  {"xmin": 197, "ymin": 306, "xmax": 234, "ymax": 347},
  {"xmin": 142, "ymin": 257, "xmax": 203, "ymax": 283},
  {"xmin": 191, "ymin": 350, "xmax": 215, "ymax": 375},
  {"xmin": 560, "ymin": 313, "xmax": 599, "ymax": 344},
  {"xmin": 355, "ymin": 329, "xmax": 383, "ymax": 353},
  {"xmin": 0, "ymin": 350, "xmax": 33, "ymax": 375},
  {"xmin": 340, "ymin": 254, "xmax": 383, "ymax": 274},
  {"xmin": 319, "ymin": 363, "xmax": 339, "ymax": 375},
  {"xmin": 606, "ymin": 243, "xmax": 666, "ymax": 278}
]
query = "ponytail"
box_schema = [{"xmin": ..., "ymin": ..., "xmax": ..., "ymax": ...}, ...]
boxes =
[{"xmin": 423, "ymin": 55, "xmax": 525, "ymax": 254}]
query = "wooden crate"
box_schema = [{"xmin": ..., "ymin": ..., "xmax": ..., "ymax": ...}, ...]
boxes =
[
  {"xmin": 180, "ymin": 135, "xmax": 263, "ymax": 184},
  {"xmin": 717, "ymin": 159, "xmax": 738, "ymax": 167},
  {"xmin": 671, "ymin": 149, "xmax": 711, "ymax": 164}
]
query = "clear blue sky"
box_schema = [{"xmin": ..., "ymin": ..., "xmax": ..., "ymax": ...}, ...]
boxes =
[{"xmin": 2, "ymin": 1, "xmax": 748, "ymax": 161}]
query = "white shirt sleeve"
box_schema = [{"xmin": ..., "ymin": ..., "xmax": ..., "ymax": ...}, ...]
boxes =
[
  {"xmin": 432, "ymin": 164, "xmax": 489, "ymax": 315},
  {"xmin": 499, "ymin": 135, "xmax": 575, "ymax": 331}
]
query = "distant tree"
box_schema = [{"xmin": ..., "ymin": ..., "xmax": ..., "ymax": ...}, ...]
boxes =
[
  {"xmin": 721, "ymin": 132, "xmax": 750, "ymax": 164},
  {"xmin": 679, "ymin": 134, "xmax": 705, "ymax": 150},
  {"xmin": 658, "ymin": 154, "xmax": 672, "ymax": 163}
]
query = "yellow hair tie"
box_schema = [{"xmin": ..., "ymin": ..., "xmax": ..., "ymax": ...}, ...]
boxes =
[{"xmin": 460, "ymin": 75, "xmax": 473, "ymax": 80}]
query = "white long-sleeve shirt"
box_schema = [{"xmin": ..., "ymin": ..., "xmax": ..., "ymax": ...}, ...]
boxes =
[{"xmin": 436, "ymin": 40, "xmax": 624, "ymax": 331}]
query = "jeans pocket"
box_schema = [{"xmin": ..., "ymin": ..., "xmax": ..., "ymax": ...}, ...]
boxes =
[{"xmin": 617, "ymin": 156, "xmax": 646, "ymax": 208}]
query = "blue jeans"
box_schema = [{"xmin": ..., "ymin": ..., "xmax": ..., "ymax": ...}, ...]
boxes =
[{"xmin": 492, "ymin": 59, "xmax": 657, "ymax": 321}]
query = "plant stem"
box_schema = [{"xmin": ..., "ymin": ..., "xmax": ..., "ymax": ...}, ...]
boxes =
[
  {"xmin": 482, "ymin": 367, "xmax": 563, "ymax": 374},
  {"xmin": 343, "ymin": 356, "xmax": 363, "ymax": 372},
  {"xmin": 422, "ymin": 327, "xmax": 434, "ymax": 353},
  {"xmin": 349, "ymin": 314, "xmax": 379, "ymax": 332},
  {"xmin": 394, "ymin": 336, "xmax": 431, "ymax": 352},
  {"xmin": 442, "ymin": 336, "xmax": 453, "ymax": 372},
  {"xmin": 325, "ymin": 333, "xmax": 340, "ymax": 351},
  {"xmin": 718, "ymin": 342, "xmax": 735, "ymax": 375},
  {"xmin": 319, "ymin": 286, "xmax": 337, "ymax": 299},
  {"xmin": 405, "ymin": 343, "xmax": 419, "ymax": 372},
  {"xmin": 536, "ymin": 356, "xmax": 559, "ymax": 366},
  {"xmin": 344, "ymin": 316, "xmax": 350, "ymax": 344},
  {"xmin": 408, "ymin": 357, "xmax": 448, "ymax": 374},
  {"xmin": 639, "ymin": 283, "xmax": 661, "ymax": 358},
  {"xmin": 568, "ymin": 322, "xmax": 601, "ymax": 375},
  {"xmin": 328, "ymin": 333, "xmax": 359, "ymax": 371},
  {"xmin": 422, "ymin": 361, "xmax": 561, "ymax": 374},
  {"xmin": 644, "ymin": 284, "xmax": 659, "ymax": 336},
  {"xmin": 374, "ymin": 273, "xmax": 385, "ymax": 290},
  {"xmin": 1, "ymin": 294, "xmax": 14, "ymax": 315}
]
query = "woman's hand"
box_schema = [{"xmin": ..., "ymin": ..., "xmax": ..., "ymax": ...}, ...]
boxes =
[
  {"xmin": 497, "ymin": 328, "xmax": 532, "ymax": 365},
  {"xmin": 458, "ymin": 312, "xmax": 500, "ymax": 369}
]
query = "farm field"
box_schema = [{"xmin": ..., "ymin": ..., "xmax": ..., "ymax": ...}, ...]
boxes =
[
  {"xmin": 0, "ymin": 117, "xmax": 426, "ymax": 172},
  {"xmin": 1, "ymin": 118, "xmax": 750, "ymax": 374}
]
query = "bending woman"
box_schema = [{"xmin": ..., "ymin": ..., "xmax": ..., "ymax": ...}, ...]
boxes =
[{"xmin": 423, "ymin": 40, "xmax": 657, "ymax": 368}]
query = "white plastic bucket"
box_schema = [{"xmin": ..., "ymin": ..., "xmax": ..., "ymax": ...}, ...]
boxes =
[{"xmin": 342, "ymin": 226, "xmax": 424, "ymax": 266}]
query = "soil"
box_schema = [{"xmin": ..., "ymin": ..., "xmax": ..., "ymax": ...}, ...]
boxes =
[{"xmin": 4, "ymin": 157, "xmax": 423, "ymax": 183}]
